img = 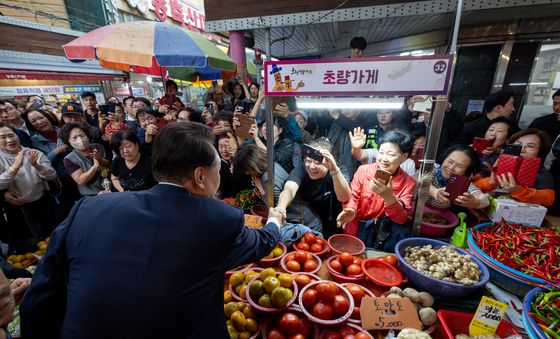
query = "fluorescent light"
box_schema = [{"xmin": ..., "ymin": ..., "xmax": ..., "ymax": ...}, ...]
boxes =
[
  {"xmin": 297, "ymin": 98, "xmax": 403, "ymax": 110},
  {"xmin": 509, "ymin": 82, "xmax": 548, "ymax": 86}
]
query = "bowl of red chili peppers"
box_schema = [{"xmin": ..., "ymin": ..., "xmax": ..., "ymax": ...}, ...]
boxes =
[
  {"xmin": 468, "ymin": 220, "xmax": 559, "ymax": 296},
  {"xmin": 523, "ymin": 287, "xmax": 560, "ymax": 339}
]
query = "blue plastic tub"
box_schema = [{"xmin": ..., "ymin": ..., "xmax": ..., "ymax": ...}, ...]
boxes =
[
  {"xmin": 395, "ymin": 238, "xmax": 490, "ymax": 297},
  {"xmin": 522, "ymin": 287, "xmax": 548, "ymax": 339},
  {"xmin": 467, "ymin": 222, "xmax": 548, "ymax": 295}
]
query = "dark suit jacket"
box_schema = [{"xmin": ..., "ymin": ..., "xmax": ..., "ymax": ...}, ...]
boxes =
[
  {"xmin": 529, "ymin": 113, "xmax": 560, "ymax": 143},
  {"xmin": 20, "ymin": 184, "xmax": 280, "ymax": 338}
]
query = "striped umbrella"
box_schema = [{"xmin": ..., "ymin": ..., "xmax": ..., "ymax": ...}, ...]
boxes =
[{"xmin": 63, "ymin": 21, "xmax": 235, "ymax": 80}]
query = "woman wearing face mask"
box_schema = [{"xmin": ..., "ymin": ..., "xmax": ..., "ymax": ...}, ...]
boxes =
[
  {"xmin": 474, "ymin": 129, "xmax": 555, "ymax": 206},
  {"xmin": 337, "ymin": 131, "xmax": 416, "ymax": 249},
  {"xmin": 61, "ymin": 123, "xmax": 111, "ymax": 196},
  {"xmin": 110, "ymin": 131, "xmax": 155, "ymax": 192},
  {"xmin": 0, "ymin": 123, "xmax": 58, "ymax": 242},
  {"xmin": 428, "ymin": 145, "xmax": 489, "ymax": 210}
]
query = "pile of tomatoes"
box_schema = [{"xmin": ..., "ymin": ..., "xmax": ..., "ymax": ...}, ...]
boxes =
[
  {"xmin": 301, "ymin": 281, "xmax": 351, "ymax": 321},
  {"xmin": 293, "ymin": 274, "xmax": 319, "ymax": 290},
  {"xmin": 267, "ymin": 311, "xmax": 314, "ymax": 339},
  {"xmin": 322, "ymin": 324, "xmax": 371, "ymax": 339},
  {"xmin": 294, "ymin": 232, "xmax": 326, "ymax": 254},
  {"xmin": 343, "ymin": 284, "xmax": 371, "ymax": 320},
  {"xmin": 284, "ymin": 250, "xmax": 319, "ymax": 273},
  {"xmin": 329, "ymin": 252, "xmax": 363, "ymax": 277}
]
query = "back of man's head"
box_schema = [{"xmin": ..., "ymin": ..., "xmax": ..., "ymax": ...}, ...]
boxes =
[
  {"xmin": 152, "ymin": 122, "xmax": 216, "ymax": 184},
  {"xmin": 484, "ymin": 90, "xmax": 514, "ymax": 114}
]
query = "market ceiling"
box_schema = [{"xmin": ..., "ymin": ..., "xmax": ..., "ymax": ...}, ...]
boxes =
[{"xmin": 204, "ymin": 0, "xmax": 560, "ymax": 59}]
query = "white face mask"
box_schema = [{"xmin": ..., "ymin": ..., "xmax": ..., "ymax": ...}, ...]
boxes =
[{"xmin": 70, "ymin": 137, "xmax": 87, "ymax": 150}]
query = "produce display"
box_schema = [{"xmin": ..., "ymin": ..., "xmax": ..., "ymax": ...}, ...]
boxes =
[
  {"xmin": 386, "ymin": 287, "xmax": 436, "ymax": 329},
  {"xmin": 343, "ymin": 283, "xmax": 374, "ymax": 321},
  {"xmin": 262, "ymin": 244, "xmax": 285, "ymax": 260},
  {"xmin": 283, "ymin": 250, "xmax": 320, "ymax": 273},
  {"xmin": 265, "ymin": 310, "xmax": 315, "ymax": 338},
  {"xmin": 322, "ymin": 324, "xmax": 371, "ymax": 339},
  {"xmin": 529, "ymin": 288, "xmax": 560, "ymax": 338},
  {"xmin": 246, "ymin": 269, "xmax": 295, "ymax": 308},
  {"xmin": 422, "ymin": 213, "xmax": 448, "ymax": 225},
  {"xmin": 229, "ymin": 268, "xmax": 262, "ymax": 300},
  {"xmin": 328, "ymin": 252, "xmax": 363, "ymax": 277},
  {"xmin": 293, "ymin": 273, "xmax": 319, "ymax": 290},
  {"xmin": 224, "ymin": 301, "xmax": 260, "ymax": 338},
  {"xmin": 397, "ymin": 328, "xmax": 433, "ymax": 338},
  {"xmin": 7, "ymin": 237, "xmax": 49, "ymax": 268},
  {"xmin": 300, "ymin": 281, "xmax": 352, "ymax": 321},
  {"xmin": 471, "ymin": 220, "xmax": 560, "ymax": 285},
  {"xmin": 455, "ymin": 335, "xmax": 500, "ymax": 339},
  {"xmin": 404, "ymin": 245, "xmax": 481, "ymax": 285},
  {"xmin": 294, "ymin": 232, "xmax": 327, "ymax": 254}
]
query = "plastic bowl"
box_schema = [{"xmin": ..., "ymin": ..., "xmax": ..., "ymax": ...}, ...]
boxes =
[
  {"xmin": 298, "ymin": 280, "xmax": 354, "ymax": 326},
  {"xmin": 258, "ymin": 242, "xmax": 287, "ymax": 268},
  {"xmin": 467, "ymin": 222, "xmax": 548, "ymax": 295},
  {"xmin": 522, "ymin": 287, "xmax": 548, "ymax": 339},
  {"xmin": 420, "ymin": 205, "xmax": 459, "ymax": 236},
  {"xmin": 293, "ymin": 241, "xmax": 330, "ymax": 258},
  {"xmin": 395, "ymin": 238, "xmax": 490, "ymax": 297},
  {"xmin": 250, "ymin": 204, "xmax": 268, "ymax": 218},
  {"xmin": 261, "ymin": 305, "xmax": 320, "ymax": 339},
  {"xmin": 437, "ymin": 309, "xmax": 520, "ymax": 339},
  {"xmin": 292, "ymin": 272, "xmax": 321, "ymax": 294},
  {"xmin": 328, "ymin": 234, "xmax": 365, "ymax": 256},
  {"xmin": 326, "ymin": 255, "xmax": 365, "ymax": 283},
  {"xmin": 245, "ymin": 274, "xmax": 298, "ymax": 313},
  {"xmin": 280, "ymin": 251, "xmax": 322, "ymax": 275},
  {"xmin": 225, "ymin": 263, "xmax": 255, "ymax": 281},
  {"xmin": 361, "ymin": 258, "xmax": 402, "ymax": 287},
  {"xmin": 319, "ymin": 322, "xmax": 374, "ymax": 338},
  {"xmin": 228, "ymin": 267, "xmax": 263, "ymax": 302},
  {"xmin": 341, "ymin": 283, "xmax": 376, "ymax": 324}
]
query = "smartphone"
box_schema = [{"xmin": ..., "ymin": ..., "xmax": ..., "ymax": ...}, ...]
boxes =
[
  {"xmin": 374, "ymin": 169, "xmax": 392, "ymax": 185},
  {"xmin": 503, "ymin": 144, "xmax": 522, "ymax": 156},
  {"xmin": 31, "ymin": 100, "xmax": 45, "ymax": 110},
  {"xmin": 205, "ymin": 103, "xmax": 214, "ymax": 114},
  {"xmin": 411, "ymin": 148, "xmax": 424, "ymax": 169},
  {"xmin": 234, "ymin": 113, "xmax": 255, "ymax": 139},
  {"xmin": 301, "ymin": 144, "xmax": 324, "ymax": 162},
  {"xmin": 445, "ymin": 175, "xmax": 471, "ymax": 204},
  {"xmin": 473, "ymin": 137, "xmax": 493, "ymax": 155}
]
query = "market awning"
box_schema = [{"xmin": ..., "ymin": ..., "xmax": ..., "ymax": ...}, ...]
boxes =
[{"xmin": 0, "ymin": 69, "xmax": 125, "ymax": 81}]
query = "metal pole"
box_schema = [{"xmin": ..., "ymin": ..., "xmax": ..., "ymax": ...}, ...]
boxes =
[
  {"xmin": 264, "ymin": 28, "xmax": 275, "ymax": 209},
  {"xmin": 411, "ymin": 0, "xmax": 463, "ymax": 236}
]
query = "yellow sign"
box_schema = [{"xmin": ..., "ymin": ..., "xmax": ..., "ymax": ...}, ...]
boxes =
[{"xmin": 469, "ymin": 296, "xmax": 508, "ymax": 336}]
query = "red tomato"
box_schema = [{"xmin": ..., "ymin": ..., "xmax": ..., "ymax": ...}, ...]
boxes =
[
  {"xmin": 285, "ymin": 253, "xmax": 295, "ymax": 262},
  {"xmin": 297, "ymin": 242, "xmax": 310, "ymax": 251},
  {"xmin": 294, "ymin": 274, "xmax": 311, "ymax": 289},
  {"xmin": 316, "ymin": 282, "xmax": 338, "ymax": 302},
  {"xmin": 299, "ymin": 318, "xmax": 312, "ymax": 336},
  {"xmin": 316, "ymin": 238, "xmax": 326, "ymax": 246},
  {"xmin": 303, "ymin": 232, "xmax": 317, "ymax": 244},
  {"xmin": 279, "ymin": 312, "xmax": 301, "ymax": 335},
  {"xmin": 346, "ymin": 264, "xmax": 362, "ymax": 276},
  {"xmin": 338, "ymin": 252, "xmax": 354, "ymax": 267},
  {"xmin": 351, "ymin": 306, "xmax": 361, "ymax": 319},
  {"xmin": 301, "ymin": 288, "xmax": 318, "ymax": 309},
  {"xmin": 323, "ymin": 330, "xmax": 342, "ymax": 339},
  {"xmin": 310, "ymin": 243, "xmax": 323, "ymax": 253},
  {"xmin": 355, "ymin": 332, "xmax": 370, "ymax": 339},
  {"xmin": 332, "ymin": 294, "xmax": 351, "ymax": 315},
  {"xmin": 338, "ymin": 325, "xmax": 355, "ymax": 337},
  {"xmin": 303, "ymin": 259, "xmax": 318, "ymax": 272},
  {"xmin": 343, "ymin": 335, "xmax": 356, "ymax": 339},
  {"xmin": 294, "ymin": 250, "xmax": 309, "ymax": 264},
  {"xmin": 381, "ymin": 254, "xmax": 398, "ymax": 267},
  {"xmin": 268, "ymin": 328, "xmax": 287, "ymax": 339},
  {"xmin": 352, "ymin": 257, "xmax": 362, "ymax": 266},
  {"xmin": 312, "ymin": 301, "xmax": 333, "ymax": 320},
  {"xmin": 288, "ymin": 335, "xmax": 306, "ymax": 339},
  {"xmin": 286, "ymin": 260, "xmax": 301, "ymax": 272},
  {"xmin": 346, "ymin": 284, "xmax": 366, "ymax": 304},
  {"xmin": 329, "ymin": 259, "xmax": 343, "ymax": 273}
]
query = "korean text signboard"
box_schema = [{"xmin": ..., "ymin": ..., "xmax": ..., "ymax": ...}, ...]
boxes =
[
  {"xmin": 360, "ymin": 297, "xmax": 422, "ymax": 331},
  {"xmin": 264, "ymin": 55, "xmax": 453, "ymax": 96},
  {"xmin": 150, "ymin": 0, "xmax": 205, "ymax": 31}
]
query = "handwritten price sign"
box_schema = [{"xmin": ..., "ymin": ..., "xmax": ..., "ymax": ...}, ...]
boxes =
[
  {"xmin": 469, "ymin": 296, "xmax": 508, "ymax": 336},
  {"xmin": 360, "ymin": 297, "xmax": 422, "ymax": 331}
]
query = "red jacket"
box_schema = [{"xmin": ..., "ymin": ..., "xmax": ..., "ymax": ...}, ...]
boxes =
[{"xmin": 343, "ymin": 163, "xmax": 417, "ymax": 237}]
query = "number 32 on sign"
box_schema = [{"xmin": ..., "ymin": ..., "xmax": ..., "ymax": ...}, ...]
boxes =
[{"xmin": 360, "ymin": 297, "xmax": 422, "ymax": 331}]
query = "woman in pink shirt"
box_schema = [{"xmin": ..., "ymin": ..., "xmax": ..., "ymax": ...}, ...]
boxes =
[{"xmin": 337, "ymin": 130, "xmax": 417, "ymax": 250}]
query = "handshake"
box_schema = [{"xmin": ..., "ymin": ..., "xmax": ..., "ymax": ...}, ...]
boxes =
[{"xmin": 267, "ymin": 207, "xmax": 286, "ymax": 227}]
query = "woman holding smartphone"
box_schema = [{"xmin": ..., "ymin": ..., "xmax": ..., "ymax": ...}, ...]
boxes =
[
  {"xmin": 337, "ymin": 131, "xmax": 416, "ymax": 250},
  {"xmin": 61, "ymin": 123, "xmax": 111, "ymax": 196}
]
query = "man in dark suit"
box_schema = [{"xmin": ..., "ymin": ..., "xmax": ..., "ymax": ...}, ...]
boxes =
[
  {"xmin": 529, "ymin": 89, "xmax": 560, "ymax": 142},
  {"xmin": 20, "ymin": 122, "xmax": 284, "ymax": 338}
]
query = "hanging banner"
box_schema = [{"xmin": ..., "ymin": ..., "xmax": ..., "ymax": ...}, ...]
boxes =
[
  {"xmin": 0, "ymin": 86, "xmax": 65, "ymax": 96},
  {"xmin": 264, "ymin": 55, "xmax": 453, "ymax": 96}
]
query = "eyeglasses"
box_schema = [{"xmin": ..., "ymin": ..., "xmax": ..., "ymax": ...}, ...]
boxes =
[
  {"xmin": 514, "ymin": 142, "xmax": 539, "ymax": 150},
  {"xmin": 304, "ymin": 158, "xmax": 323, "ymax": 167}
]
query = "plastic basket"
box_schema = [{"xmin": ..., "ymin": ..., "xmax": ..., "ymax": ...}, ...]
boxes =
[
  {"xmin": 327, "ymin": 234, "xmax": 365, "ymax": 256},
  {"xmin": 437, "ymin": 309, "xmax": 520, "ymax": 339}
]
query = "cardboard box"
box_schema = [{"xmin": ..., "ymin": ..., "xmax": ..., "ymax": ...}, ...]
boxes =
[{"xmin": 486, "ymin": 198, "xmax": 547, "ymax": 226}]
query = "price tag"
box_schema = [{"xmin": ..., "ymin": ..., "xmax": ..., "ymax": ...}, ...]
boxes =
[
  {"xmin": 469, "ymin": 296, "xmax": 508, "ymax": 336},
  {"xmin": 360, "ymin": 297, "xmax": 422, "ymax": 331}
]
